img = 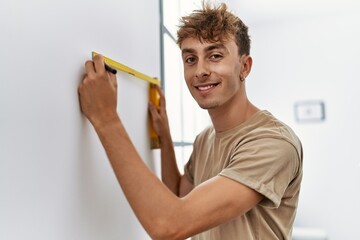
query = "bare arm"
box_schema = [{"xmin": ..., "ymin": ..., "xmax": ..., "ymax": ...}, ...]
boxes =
[
  {"xmin": 78, "ymin": 55, "xmax": 263, "ymax": 240},
  {"xmin": 148, "ymin": 85, "xmax": 193, "ymax": 196}
]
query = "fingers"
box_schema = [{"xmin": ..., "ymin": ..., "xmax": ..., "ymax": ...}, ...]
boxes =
[
  {"xmin": 148, "ymin": 101, "xmax": 162, "ymax": 134},
  {"xmin": 84, "ymin": 60, "xmax": 95, "ymax": 75},
  {"xmin": 148, "ymin": 101, "xmax": 159, "ymax": 117},
  {"xmin": 154, "ymin": 84, "xmax": 165, "ymax": 98},
  {"xmin": 84, "ymin": 54, "xmax": 108, "ymax": 77},
  {"xmin": 109, "ymin": 73, "xmax": 118, "ymax": 89},
  {"xmin": 92, "ymin": 54, "xmax": 106, "ymax": 74},
  {"xmin": 148, "ymin": 101, "xmax": 155, "ymax": 113},
  {"xmin": 84, "ymin": 54, "xmax": 117, "ymax": 86}
]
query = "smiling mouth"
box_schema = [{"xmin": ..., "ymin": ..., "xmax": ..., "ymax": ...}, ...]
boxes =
[{"xmin": 196, "ymin": 83, "xmax": 220, "ymax": 91}]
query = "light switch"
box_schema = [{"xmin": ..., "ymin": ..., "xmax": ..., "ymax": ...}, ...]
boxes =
[{"xmin": 295, "ymin": 101, "xmax": 325, "ymax": 122}]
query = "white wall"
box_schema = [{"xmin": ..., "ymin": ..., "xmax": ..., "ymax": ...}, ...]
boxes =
[
  {"xmin": 0, "ymin": 0, "xmax": 160, "ymax": 239},
  {"xmin": 246, "ymin": 7, "xmax": 360, "ymax": 240}
]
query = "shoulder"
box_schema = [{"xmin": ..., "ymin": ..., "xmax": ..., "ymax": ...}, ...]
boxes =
[{"xmin": 239, "ymin": 110, "xmax": 302, "ymax": 158}]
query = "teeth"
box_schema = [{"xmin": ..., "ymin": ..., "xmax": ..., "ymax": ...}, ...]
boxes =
[{"xmin": 198, "ymin": 84, "xmax": 215, "ymax": 91}]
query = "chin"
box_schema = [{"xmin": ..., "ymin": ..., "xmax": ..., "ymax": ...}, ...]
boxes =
[{"xmin": 197, "ymin": 101, "xmax": 219, "ymax": 110}]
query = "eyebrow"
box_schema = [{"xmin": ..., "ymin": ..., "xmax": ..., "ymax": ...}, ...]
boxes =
[
  {"xmin": 181, "ymin": 43, "xmax": 228, "ymax": 56},
  {"xmin": 181, "ymin": 48, "xmax": 196, "ymax": 55},
  {"xmin": 205, "ymin": 43, "xmax": 227, "ymax": 52}
]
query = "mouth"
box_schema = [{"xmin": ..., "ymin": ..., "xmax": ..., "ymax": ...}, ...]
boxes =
[{"xmin": 195, "ymin": 83, "xmax": 220, "ymax": 92}]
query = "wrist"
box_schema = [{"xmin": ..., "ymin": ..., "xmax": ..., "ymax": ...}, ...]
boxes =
[
  {"xmin": 159, "ymin": 131, "xmax": 174, "ymax": 148},
  {"xmin": 91, "ymin": 113, "xmax": 121, "ymax": 132}
]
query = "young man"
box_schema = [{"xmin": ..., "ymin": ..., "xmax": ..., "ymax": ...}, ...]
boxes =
[{"xmin": 78, "ymin": 3, "xmax": 303, "ymax": 240}]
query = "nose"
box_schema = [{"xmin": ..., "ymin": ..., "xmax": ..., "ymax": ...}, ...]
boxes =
[{"xmin": 195, "ymin": 59, "xmax": 210, "ymax": 80}]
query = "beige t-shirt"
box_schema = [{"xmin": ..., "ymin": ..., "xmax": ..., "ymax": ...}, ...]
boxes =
[{"xmin": 184, "ymin": 110, "xmax": 303, "ymax": 240}]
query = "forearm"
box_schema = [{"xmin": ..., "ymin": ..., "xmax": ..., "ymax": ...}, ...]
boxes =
[
  {"xmin": 147, "ymin": 85, "xmax": 182, "ymax": 195},
  {"xmin": 159, "ymin": 132, "xmax": 182, "ymax": 196},
  {"xmin": 94, "ymin": 118, "xmax": 181, "ymax": 237}
]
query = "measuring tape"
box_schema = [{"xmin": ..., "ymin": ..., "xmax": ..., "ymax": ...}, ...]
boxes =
[
  {"xmin": 91, "ymin": 51, "xmax": 161, "ymax": 149},
  {"xmin": 92, "ymin": 51, "xmax": 160, "ymax": 85}
]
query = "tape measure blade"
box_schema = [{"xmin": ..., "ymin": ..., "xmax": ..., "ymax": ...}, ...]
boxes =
[{"xmin": 92, "ymin": 51, "xmax": 160, "ymax": 85}]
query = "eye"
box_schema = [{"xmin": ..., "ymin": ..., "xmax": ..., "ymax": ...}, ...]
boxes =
[
  {"xmin": 185, "ymin": 56, "xmax": 196, "ymax": 64},
  {"xmin": 210, "ymin": 54, "xmax": 223, "ymax": 61}
]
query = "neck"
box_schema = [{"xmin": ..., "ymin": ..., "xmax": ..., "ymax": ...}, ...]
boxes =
[{"xmin": 208, "ymin": 92, "xmax": 259, "ymax": 133}]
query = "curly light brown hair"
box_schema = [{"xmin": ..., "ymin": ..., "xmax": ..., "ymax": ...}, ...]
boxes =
[{"xmin": 177, "ymin": 2, "xmax": 250, "ymax": 56}]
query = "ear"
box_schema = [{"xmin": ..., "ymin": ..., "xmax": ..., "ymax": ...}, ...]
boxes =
[{"xmin": 240, "ymin": 55, "xmax": 253, "ymax": 80}]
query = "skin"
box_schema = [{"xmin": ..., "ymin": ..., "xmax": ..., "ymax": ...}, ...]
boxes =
[{"xmin": 78, "ymin": 36, "xmax": 263, "ymax": 240}]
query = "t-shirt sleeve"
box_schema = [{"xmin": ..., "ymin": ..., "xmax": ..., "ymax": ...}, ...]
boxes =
[{"xmin": 219, "ymin": 137, "xmax": 300, "ymax": 208}]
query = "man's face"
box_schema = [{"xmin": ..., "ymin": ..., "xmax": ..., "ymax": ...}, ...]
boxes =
[{"xmin": 180, "ymin": 37, "xmax": 245, "ymax": 111}]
